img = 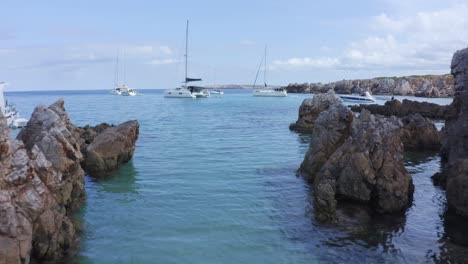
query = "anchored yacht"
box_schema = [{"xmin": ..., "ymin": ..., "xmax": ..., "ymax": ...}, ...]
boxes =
[
  {"xmin": 339, "ymin": 91, "xmax": 376, "ymax": 103},
  {"xmin": 0, "ymin": 82, "xmax": 28, "ymax": 128},
  {"xmin": 164, "ymin": 20, "xmax": 209, "ymax": 99},
  {"xmin": 112, "ymin": 50, "xmax": 137, "ymax": 96},
  {"xmin": 252, "ymin": 45, "xmax": 287, "ymax": 97}
]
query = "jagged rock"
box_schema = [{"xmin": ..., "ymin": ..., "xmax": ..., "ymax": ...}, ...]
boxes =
[
  {"xmin": 400, "ymin": 114, "xmax": 441, "ymax": 151},
  {"xmin": 0, "ymin": 99, "xmax": 140, "ymax": 263},
  {"xmin": 298, "ymin": 102, "xmax": 354, "ymax": 182},
  {"xmin": 285, "ymin": 74, "xmax": 454, "ymax": 97},
  {"xmin": 439, "ymin": 47, "xmax": 468, "ymax": 218},
  {"xmin": 76, "ymin": 123, "xmax": 113, "ymax": 153},
  {"xmin": 0, "ymin": 101, "xmax": 85, "ymax": 263},
  {"xmin": 350, "ymin": 99, "xmax": 451, "ymax": 120},
  {"xmin": 81, "ymin": 120, "xmax": 139, "ymax": 178},
  {"xmin": 299, "ymin": 106, "xmax": 413, "ymax": 222},
  {"xmin": 289, "ymin": 91, "xmax": 341, "ymax": 133}
]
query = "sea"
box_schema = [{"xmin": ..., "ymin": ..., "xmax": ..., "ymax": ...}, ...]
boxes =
[{"xmin": 5, "ymin": 89, "xmax": 468, "ymax": 264}]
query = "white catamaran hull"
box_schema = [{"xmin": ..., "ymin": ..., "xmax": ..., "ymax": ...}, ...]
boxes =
[
  {"xmin": 253, "ymin": 90, "xmax": 287, "ymax": 97},
  {"xmin": 164, "ymin": 88, "xmax": 196, "ymax": 98}
]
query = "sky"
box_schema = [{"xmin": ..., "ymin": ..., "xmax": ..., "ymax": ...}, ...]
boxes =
[{"xmin": 1, "ymin": 0, "xmax": 468, "ymax": 91}]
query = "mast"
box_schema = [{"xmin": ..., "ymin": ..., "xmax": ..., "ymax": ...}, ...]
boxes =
[
  {"xmin": 123, "ymin": 49, "xmax": 126, "ymax": 85},
  {"xmin": 114, "ymin": 49, "xmax": 119, "ymax": 87},
  {"xmin": 264, "ymin": 44, "xmax": 267, "ymax": 87},
  {"xmin": 184, "ymin": 20, "xmax": 189, "ymax": 88}
]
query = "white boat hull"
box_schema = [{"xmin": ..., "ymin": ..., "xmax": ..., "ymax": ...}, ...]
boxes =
[
  {"xmin": 339, "ymin": 92, "xmax": 376, "ymax": 103},
  {"xmin": 164, "ymin": 88, "xmax": 195, "ymax": 98},
  {"xmin": 253, "ymin": 89, "xmax": 287, "ymax": 97}
]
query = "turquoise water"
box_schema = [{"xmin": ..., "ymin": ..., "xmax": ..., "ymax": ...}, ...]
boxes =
[{"xmin": 6, "ymin": 90, "xmax": 467, "ymax": 263}]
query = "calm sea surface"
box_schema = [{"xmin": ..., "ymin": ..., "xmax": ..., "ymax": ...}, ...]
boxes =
[{"xmin": 5, "ymin": 89, "xmax": 467, "ymax": 263}]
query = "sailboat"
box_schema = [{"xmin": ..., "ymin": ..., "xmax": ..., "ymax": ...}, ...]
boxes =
[
  {"xmin": 0, "ymin": 82, "xmax": 28, "ymax": 128},
  {"xmin": 252, "ymin": 45, "xmax": 287, "ymax": 97},
  {"xmin": 164, "ymin": 20, "xmax": 210, "ymax": 98},
  {"xmin": 112, "ymin": 50, "xmax": 137, "ymax": 96}
]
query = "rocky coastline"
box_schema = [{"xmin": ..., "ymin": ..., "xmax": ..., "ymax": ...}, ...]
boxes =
[
  {"xmin": 0, "ymin": 99, "xmax": 139, "ymax": 263},
  {"xmin": 292, "ymin": 47, "xmax": 468, "ymax": 224},
  {"xmin": 285, "ymin": 74, "xmax": 454, "ymax": 98}
]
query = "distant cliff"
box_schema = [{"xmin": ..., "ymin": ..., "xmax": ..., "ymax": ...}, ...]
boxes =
[{"xmin": 285, "ymin": 74, "xmax": 454, "ymax": 97}]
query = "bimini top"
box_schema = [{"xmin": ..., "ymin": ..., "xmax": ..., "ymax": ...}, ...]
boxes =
[{"xmin": 185, "ymin": 78, "xmax": 202, "ymax": 83}]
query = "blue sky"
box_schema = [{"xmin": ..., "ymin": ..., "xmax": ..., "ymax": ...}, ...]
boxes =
[{"xmin": 1, "ymin": 0, "xmax": 468, "ymax": 90}]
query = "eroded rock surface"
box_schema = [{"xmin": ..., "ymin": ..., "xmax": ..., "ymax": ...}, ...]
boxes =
[
  {"xmin": 289, "ymin": 91, "xmax": 341, "ymax": 133},
  {"xmin": 350, "ymin": 99, "xmax": 451, "ymax": 120},
  {"xmin": 439, "ymin": 47, "xmax": 468, "ymax": 218},
  {"xmin": 285, "ymin": 74, "xmax": 454, "ymax": 97},
  {"xmin": 298, "ymin": 105, "xmax": 413, "ymax": 222},
  {"xmin": 81, "ymin": 120, "xmax": 139, "ymax": 178},
  {"xmin": 0, "ymin": 99, "xmax": 139, "ymax": 263},
  {"xmin": 400, "ymin": 114, "xmax": 441, "ymax": 151},
  {"xmin": 0, "ymin": 101, "xmax": 85, "ymax": 263}
]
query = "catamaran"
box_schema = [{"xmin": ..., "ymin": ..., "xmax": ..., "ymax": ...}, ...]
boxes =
[
  {"xmin": 0, "ymin": 82, "xmax": 28, "ymax": 128},
  {"xmin": 112, "ymin": 50, "xmax": 137, "ymax": 96},
  {"xmin": 164, "ymin": 20, "xmax": 209, "ymax": 98},
  {"xmin": 252, "ymin": 45, "xmax": 287, "ymax": 97}
]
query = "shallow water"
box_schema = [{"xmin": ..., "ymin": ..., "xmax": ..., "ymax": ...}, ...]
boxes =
[{"xmin": 5, "ymin": 89, "xmax": 466, "ymax": 263}]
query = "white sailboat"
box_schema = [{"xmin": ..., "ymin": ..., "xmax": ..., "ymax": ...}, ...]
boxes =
[
  {"xmin": 112, "ymin": 50, "xmax": 137, "ymax": 96},
  {"xmin": 252, "ymin": 45, "xmax": 287, "ymax": 97},
  {"xmin": 0, "ymin": 82, "xmax": 28, "ymax": 128},
  {"xmin": 164, "ymin": 20, "xmax": 209, "ymax": 98}
]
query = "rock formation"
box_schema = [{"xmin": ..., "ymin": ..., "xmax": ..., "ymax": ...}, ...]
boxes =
[
  {"xmin": 0, "ymin": 101, "xmax": 85, "ymax": 263},
  {"xmin": 289, "ymin": 90, "xmax": 341, "ymax": 133},
  {"xmin": 80, "ymin": 121, "xmax": 139, "ymax": 178},
  {"xmin": 400, "ymin": 114, "xmax": 441, "ymax": 151},
  {"xmin": 350, "ymin": 99, "xmax": 450, "ymax": 120},
  {"xmin": 438, "ymin": 47, "xmax": 468, "ymax": 218},
  {"xmin": 285, "ymin": 74, "xmax": 454, "ymax": 97},
  {"xmin": 298, "ymin": 102, "xmax": 354, "ymax": 182},
  {"xmin": 298, "ymin": 104, "xmax": 413, "ymax": 222},
  {"xmin": 0, "ymin": 99, "xmax": 139, "ymax": 263}
]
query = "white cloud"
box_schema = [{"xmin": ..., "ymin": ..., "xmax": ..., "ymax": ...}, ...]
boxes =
[
  {"xmin": 148, "ymin": 58, "xmax": 178, "ymax": 65},
  {"xmin": 277, "ymin": 4, "xmax": 468, "ymax": 73},
  {"xmin": 273, "ymin": 57, "xmax": 340, "ymax": 68},
  {"xmin": 240, "ymin": 40, "xmax": 256, "ymax": 46}
]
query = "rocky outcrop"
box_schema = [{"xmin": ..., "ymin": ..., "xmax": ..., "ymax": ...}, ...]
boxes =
[
  {"xmin": 439, "ymin": 48, "xmax": 468, "ymax": 218},
  {"xmin": 81, "ymin": 121, "xmax": 139, "ymax": 178},
  {"xmin": 400, "ymin": 114, "xmax": 441, "ymax": 151},
  {"xmin": 350, "ymin": 99, "xmax": 451, "ymax": 120},
  {"xmin": 285, "ymin": 74, "xmax": 454, "ymax": 97},
  {"xmin": 298, "ymin": 102, "xmax": 354, "ymax": 182},
  {"xmin": 298, "ymin": 105, "xmax": 413, "ymax": 222},
  {"xmin": 0, "ymin": 99, "xmax": 139, "ymax": 263},
  {"xmin": 289, "ymin": 91, "xmax": 341, "ymax": 133},
  {"xmin": 0, "ymin": 101, "xmax": 85, "ymax": 263}
]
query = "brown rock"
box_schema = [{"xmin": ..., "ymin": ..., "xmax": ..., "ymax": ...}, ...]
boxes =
[
  {"xmin": 289, "ymin": 90, "xmax": 341, "ymax": 133},
  {"xmin": 299, "ymin": 106, "xmax": 413, "ymax": 222},
  {"xmin": 400, "ymin": 114, "xmax": 441, "ymax": 151},
  {"xmin": 82, "ymin": 120, "xmax": 139, "ymax": 178},
  {"xmin": 440, "ymin": 47, "xmax": 468, "ymax": 218}
]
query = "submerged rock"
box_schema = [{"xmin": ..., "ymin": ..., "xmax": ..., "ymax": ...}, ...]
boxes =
[
  {"xmin": 298, "ymin": 104, "xmax": 413, "ymax": 222},
  {"xmin": 400, "ymin": 114, "xmax": 441, "ymax": 151},
  {"xmin": 81, "ymin": 120, "xmax": 139, "ymax": 178},
  {"xmin": 289, "ymin": 90, "xmax": 341, "ymax": 133},
  {"xmin": 350, "ymin": 99, "xmax": 451, "ymax": 120},
  {"xmin": 439, "ymin": 47, "xmax": 468, "ymax": 218}
]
